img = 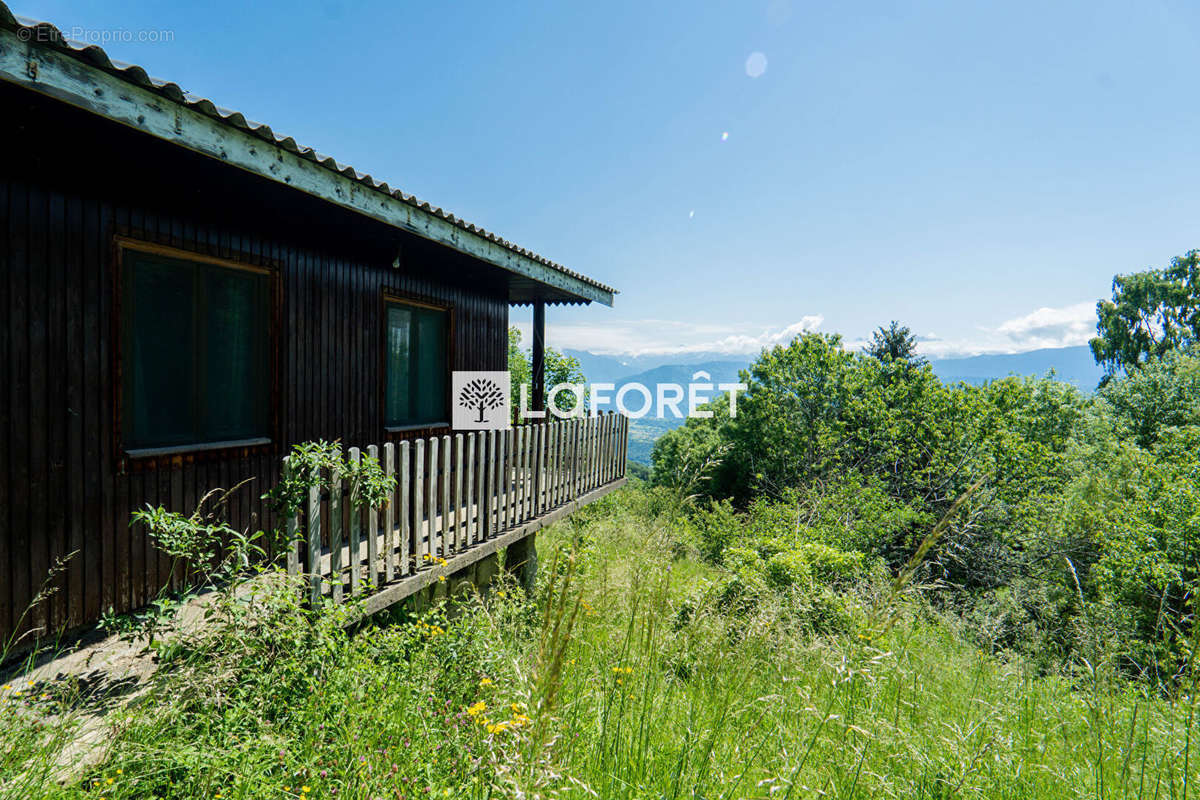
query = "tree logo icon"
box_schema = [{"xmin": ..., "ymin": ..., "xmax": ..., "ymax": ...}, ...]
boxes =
[
  {"xmin": 459, "ymin": 377, "xmax": 505, "ymax": 423},
  {"xmin": 451, "ymin": 371, "xmax": 511, "ymax": 430}
]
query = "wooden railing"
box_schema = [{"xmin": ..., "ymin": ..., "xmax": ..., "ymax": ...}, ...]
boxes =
[{"xmin": 283, "ymin": 413, "xmax": 628, "ymax": 605}]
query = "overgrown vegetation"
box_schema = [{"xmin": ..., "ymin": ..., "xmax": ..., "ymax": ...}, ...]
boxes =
[
  {"xmin": 652, "ymin": 326, "xmax": 1200, "ymax": 685},
  {"xmin": 5, "ymin": 259, "xmax": 1200, "ymax": 796},
  {"xmin": 4, "ymin": 487, "xmax": 1198, "ymax": 797}
]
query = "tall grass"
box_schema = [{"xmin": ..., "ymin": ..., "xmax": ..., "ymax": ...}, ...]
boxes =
[
  {"xmin": 525, "ymin": 490, "xmax": 1200, "ymax": 799},
  {"xmin": 2, "ymin": 486, "xmax": 1197, "ymax": 798}
]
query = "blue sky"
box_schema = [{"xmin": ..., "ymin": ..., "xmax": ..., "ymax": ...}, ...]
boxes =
[{"xmin": 20, "ymin": 0, "xmax": 1200, "ymax": 357}]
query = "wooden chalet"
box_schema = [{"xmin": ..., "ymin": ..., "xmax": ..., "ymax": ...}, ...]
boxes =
[{"xmin": 0, "ymin": 4, "xmax": 625, "ymax": 644}]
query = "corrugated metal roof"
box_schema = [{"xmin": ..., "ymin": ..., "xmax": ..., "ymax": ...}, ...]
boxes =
[{"xmin": 0, "ymin": 2, "xmax": 617, "ymax": 299}]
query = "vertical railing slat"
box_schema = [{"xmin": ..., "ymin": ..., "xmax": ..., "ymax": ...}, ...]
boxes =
[
  {"xmin": 330, "ymin": 456, "xmax": 344, "ymax": 603},
  {"xmin": 348, "ymin": 448, "xmax": 362, "ymax": 596},
  {"xmin": 306, "ymin": 483, "xmax": 321, "ymax": 606},
  {"xmin": 366, "ymin": 444, "xmax": 380, "ymax": 587},
  {"xmin": 283, "ymin": 457, "xmax": 299, "ymax": 577},
  {"xmin": 440, "ymin": 435, "xmax": 451, "ymax": 556},
  {"xmin": 484, "ymin": 431, "xmax": 496, "ymax": 540},
  {"xmin": 499, "ymin": 429, "xmax": 509, "ymax": 532},
  {"xmin": 454, "ymin": 433, "xmax": 464, "ymax": 552},
  {"xmin": 427, "ymin": 436, "xmax": 439, "ymax": 559},
  {"xmin": 383, "ymin": 442, "xmax": 395, "ymax": 584},
  {"xmin": 534, "ymin": 424, "xmax": 544, "ymax": 517},
  {"xmin": 465, "ymin": 432, "xmax": 475, "ymax": 547},
  {"xmin": 400, "ymin": 440, "xmax": 411, "ymax": 576},
  {"xmin": 476, "ymin": 432, "xmax": 486, "ymax": 543},
  {"xmin": 518, "ymin": 426, "xmax": 528, "ymax": 524},
  {"xmin": 414, "ymin": 439, "xmax": 425, "ymax": 563}
]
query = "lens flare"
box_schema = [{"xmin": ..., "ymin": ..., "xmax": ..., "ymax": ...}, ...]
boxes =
[{"xmin": 745, "ymin": 51, "xmax": 767, "ymax": 78}]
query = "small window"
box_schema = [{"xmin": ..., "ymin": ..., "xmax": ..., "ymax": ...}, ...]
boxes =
[
  {"xmin": 121, "ymin": 245, "xmax": 271, "ymax": 451},
  {"xmin": 385, "ymin": 299, "xmax": 449, "ymax": 427}
]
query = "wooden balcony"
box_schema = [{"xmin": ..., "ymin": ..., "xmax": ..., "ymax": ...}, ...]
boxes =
[{"xmin": 282, "ymin": 414, "xmax": 628, "ymax": 616}]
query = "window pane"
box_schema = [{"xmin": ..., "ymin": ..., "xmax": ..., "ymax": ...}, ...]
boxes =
[
  {"xmin": 413, "ymin": 308, "xmax": 447, "ymax": 423},
  {"xmin": 122, "ymin": 248, "xmax": 270, "ymax": 450},
  {"xmin": 124, "ymin": 254, "xmax": 197, "ymax": 448},
  {"xmin": 385, "ymin": 302, "xmax": 448, "ymax": 426},
  {"xmin": 385, "ymin": 305, "xmax": 413, "ymax": 425},
  {"xmin": 203, "ymin": 266, "xmax": 269, "ymax": 441}
]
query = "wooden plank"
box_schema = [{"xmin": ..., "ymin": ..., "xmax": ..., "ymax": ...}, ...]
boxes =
[
  {"xmin": 574, "ymin": 419, "xmax": 583, "ymax": 495},
  {"xmin": 499, "ymin": 428, "xmax": 509, "ymax": 532},
  {"xmin": 427, "ymin": 436, "xmax": 439, "ymax": 558},
  {"xmin": 533, "ymin": 424, "xmax": 543, "ymax": 517},
  {"xmin": 307, "ymin": 484, "xmax": 322, "ymax": 605},
  {"xmin": 399, "ymin": 440, "xmax": 411, "ymax": 576},
  {"xmin": 624, "ymin": 412, "xmax": 633, "ymax": 474},
  {"xmin": 474, "ymin": 432, "xmax": 485, "ymax": 543},
  {"xmin": 347, "ymin": 447, "xmax": 361, "ymax": 597},
  {"xmin": 439, "ymin": 435, "xmax": 451, "ymax": 557},
  {"xmin": 549, "ymin": 422, "xmax": 559, "ymax": 507},
  {"xmin": 484, "ymin": 431, "xmax": 495, "ymax": 540},
  {"xmin": 367, "ymin": 444, "xmax": 380, "ymax": 587},
  {"xmin": 347, "ymin": 478, "xmax": 628, "ymax": 623},
  {"xmin": 523, "ymin": 425, "xmax": 533, "ymax": 520},
  {"xmin": 514, "ymin": 426, "xmax": 525, "ymax": 525},
  {"xmin": 283, "ymin": 457, "xmax": 299, "ymax": 576},
  {"xmin": 453, "ymin": 434, "xmax": 464, "ymax": 552},
  {"xmin": 329, "ymin": 453, "xmax": 344, "ymax": 604},
  {"xmin": 464, "ymin": 433, "xmax": 475, "ymax": 546},
  {"xmin": 383, "ymin": 442, "xmax": 395, "ymax": 583},
  {"xmin": 414, "ymin": 438, "xmax": 425, "ymax": 563}
]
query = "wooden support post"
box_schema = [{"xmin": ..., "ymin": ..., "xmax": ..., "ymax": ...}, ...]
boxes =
[
  {"xmin": 505, "ymin": 533, "xmax": 538, "ymax": 595},
  {"xmin": 532, "ymin": 299, "xmax": 546, "ymax": 413}
]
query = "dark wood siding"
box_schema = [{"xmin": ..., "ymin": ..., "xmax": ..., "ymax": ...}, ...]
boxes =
[{"xmin": 0, "ymin": 82, "xmax": 509, "ymax": 644}]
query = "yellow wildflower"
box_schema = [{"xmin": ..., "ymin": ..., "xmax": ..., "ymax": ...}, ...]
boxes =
[
  {"xmin": 467, "ymin": 701, "xmax": 487, "ymax": 716},
  {"xmin": 479, "ymin": 678, "xmax": 493, "ymax": 687},
  {"xmin": 438, "ymin": 575, "xmax": 446, "ymax": 582}
]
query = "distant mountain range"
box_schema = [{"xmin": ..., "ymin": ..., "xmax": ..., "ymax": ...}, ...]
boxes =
[
  {"xmin": 564, "ymin": 345, "xmax": 1104, "ymax": 464},
  {"xmin": 929, "ymin": 345, "xmax": 1103, "ymax": 388}
]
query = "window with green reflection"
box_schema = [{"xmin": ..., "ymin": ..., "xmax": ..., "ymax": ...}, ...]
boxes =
[
  {"xmin": 121, "ymin": 246, "xmax": 271, "ymax": 450},
  {"xmin": 385, "ymin": 299, "xmax": 448, "ymax": 427}
]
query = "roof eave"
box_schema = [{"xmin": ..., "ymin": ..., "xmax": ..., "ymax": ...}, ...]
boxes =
[{"xmin": 0, "ymin": 24, "xmax": 615, "ymax": 306}]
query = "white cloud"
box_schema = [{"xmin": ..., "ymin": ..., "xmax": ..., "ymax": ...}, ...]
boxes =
[
  {"xmin": 515, "ymin": 302, "xmax": 1098, "ymax": 361},
  {"xmin": 514, "ymin": 316, "xmax": 825, "ymax": 357},
  {"xmin": 912, "ymin": 301, "xmax": 1097, "ymax": 359}
]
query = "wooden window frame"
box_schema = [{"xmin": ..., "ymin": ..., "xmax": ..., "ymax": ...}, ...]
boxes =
[
  {"xmin": 113, "ymin": 236, "xmax": 281, "ymax": 468},
  {"xmin": 380, "ymin": 290, "xmax": 454, "ymax": 435}
]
